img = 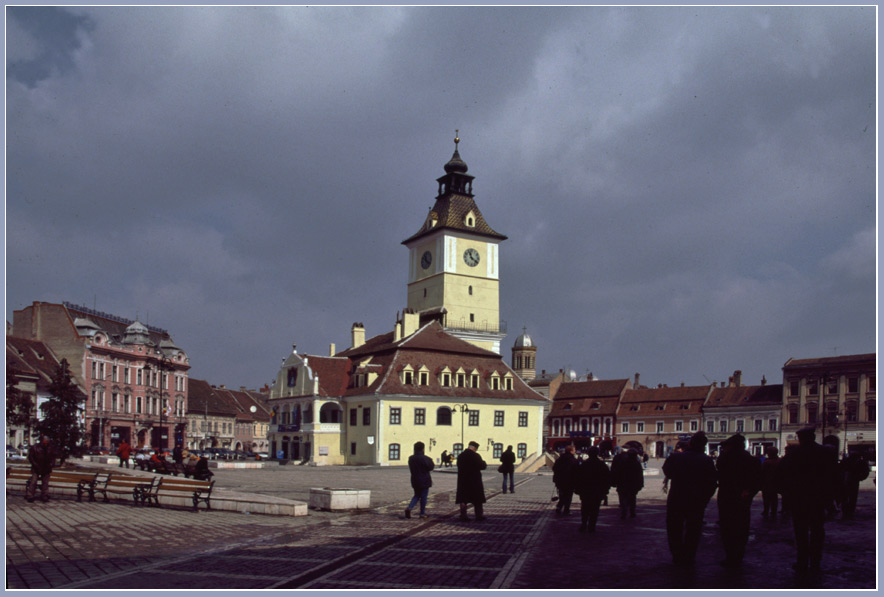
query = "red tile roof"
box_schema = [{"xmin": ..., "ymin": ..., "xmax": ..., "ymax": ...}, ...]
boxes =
[
  {"xmin": 307, "ymin": 322, "xmax": 543, "ymax": 403},
  {"xmin": 705, "ymin": 384, "xmax": 784, "ymax": 407},
  {"xmin": 553, "ymin": 379, "xmax": 630, "ymax": 401}
]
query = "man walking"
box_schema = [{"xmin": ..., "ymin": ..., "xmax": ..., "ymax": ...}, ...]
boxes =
[
  {"xmin": 499, "ymin": 445, "xmax": 516, "ymax": 494},
  {"xmin": 456, "ymin": 441, "xmax": 487, "ymax": 521},
  {"xmin": 404, "ymin": 441, "xmax": 434, "ymax": 519},
  {"xmin": 25, "ymin": 436, "xmax": 56, "ymax": 503},
  {"xmin": 574, "ymin": 446, "xmax": 611, "ymax": 533},
  {"xmin": 611, "ymin": 448, "xmax": 644, "ymax": 519},
  {"xmin": 778, "ymin": 427, "xmax": 838, "ymax": 572},
  {"xmin": 760, "ymin": 446, "xmax": 780, "ymax": 519},
  {"xmin": 662, "ymin": 431, "xmax": 718, "ymax": 566},
  {"xmin": 716, "ymin": 434, "xmax": 762, "ymax": 568},
  {"xmin": 553, "ymin": 445, "xmax": 578, "ymax": 515}
]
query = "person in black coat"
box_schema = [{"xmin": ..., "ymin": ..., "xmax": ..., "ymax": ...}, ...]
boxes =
[
  {"xmin": 553, "ymin": 445, "xmax": 579, "ymax": 515},
  {"xmin": 456, "ymin": 441, "xmax": 487, "ymax": 521},
  {"xmin": 840, "ymin": 451, "xmax": 870, "ymax": 518},
  {"xmin": 611, "ymin": 448, "xmax": 644, "ymax": 519},
  {"xmin": 760, "ymin": 446, "xmax": 781, "ymax": 519},
  {"xmin": 574, "ymin": 447, "xmax": 611, "ymax": 533},
  {"xmin": 662, "ymin": 431, "xmax": 718, "ymax": 566},
  {"xmin": 716, "ymin": 434, "xmax": 762, "ymax": 568},
  {"xmin": 25, "ymin": 436, "xmax": 56, "ymax": 503},
  {"xmin": 499, "ymin": 445, "xmax": 516, "ymax": 493},
  {"xmin": 405, "ymin": 441, "xmax": 435, "ymax": 519},
  {"xmin": 777, "ymin": 426, "xmax": 838, "ymax": 572}
]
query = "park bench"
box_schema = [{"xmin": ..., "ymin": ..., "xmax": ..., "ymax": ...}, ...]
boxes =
[
  {"xmin": 6, "ymin": 466, "xmax": 109, "ymax": 502},
  {"xmin": 154, "ymin": 477, "xmax": 215, "ymax": 511},
  {"xmin": 96, "ymin": 473, "xmax": 160, "ymax": 506}
]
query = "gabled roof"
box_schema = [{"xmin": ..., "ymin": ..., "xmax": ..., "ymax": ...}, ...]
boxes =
[
  {"xmin": 550, "ymin": 396, "xmax": 620, "ymax": 417},
  {"xmin": 289, "ymin": 322, "xmax": 544, "ymax": 403},
  {"xmin": 705, "ymin": 384, "xmax": 784, "ymax": 408},
  {"xmin": 336, "ymin": 321, "xmax": 498, "ymax": 360},
  {"xmin": 302, "ymin": 356, "xmax": 351, "ymax": 398},
  {"xmin": 552, "ymin": 379, "xmax": 630, "ymax": 401},
  {"xmin": 6, "ymin": 336, "xmax": 65, "ymax": 392},
  {"xmin": 618, "ymin": 385, "xmax": 712, "ymax": 417},
  {"xmin": 186, "ymin": 379, "xmax": 241, "ymax": 417},
  {"xmin": 209, "ymin": 386, "xmax": 272, "ymax": 422}
]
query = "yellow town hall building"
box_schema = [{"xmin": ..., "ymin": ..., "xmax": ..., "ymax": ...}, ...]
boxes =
[{"xmin": 267, "ymin": 137, "xmax": 546, "ymax": 465}]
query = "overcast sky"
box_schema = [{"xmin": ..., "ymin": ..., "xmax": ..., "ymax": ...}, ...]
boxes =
[{"xmin": 5, "ymin": 6, "xmax": 876, "ymax": 391}]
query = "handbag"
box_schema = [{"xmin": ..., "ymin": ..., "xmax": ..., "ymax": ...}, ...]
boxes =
[
  {"xmin": 497, "ymin": 464, "xmax": 505, "ymax": 473},
  {"xmin": 550, "ymin": 487, "xmax": 559, "ymax": 502}
]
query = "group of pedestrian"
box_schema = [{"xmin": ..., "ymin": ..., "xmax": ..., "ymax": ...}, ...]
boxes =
[
  {"xmin": 404, "ymin": 441, "xmax": 522, "ymax": 522},
  {"xmin": 552, "ymin": 445, "xmax": 644, "ymax": 524}
]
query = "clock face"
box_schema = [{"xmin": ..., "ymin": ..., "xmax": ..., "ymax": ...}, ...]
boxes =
[
  {"xmin": 463, "ymin": 248, "xmax": 480, "ymax": 267},
  {"xmin": 421, "ymin": 251, "xmax": 432, "ymax": 269}
]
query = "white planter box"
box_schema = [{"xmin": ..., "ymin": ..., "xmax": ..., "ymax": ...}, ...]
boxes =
[{"xmin": 309, "ymin": 487, "xmax": 371, "ymax": 511}]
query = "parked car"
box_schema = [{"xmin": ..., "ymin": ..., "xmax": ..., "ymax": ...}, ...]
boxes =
[{"xmin": 85, "ymin": 446, "xmax": 111, "ymax": 456}]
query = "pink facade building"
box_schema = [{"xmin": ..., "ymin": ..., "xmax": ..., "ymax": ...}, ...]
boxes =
[{"xmin": 11, "ymin": 301, "xmax": 190, "ymax": 451}]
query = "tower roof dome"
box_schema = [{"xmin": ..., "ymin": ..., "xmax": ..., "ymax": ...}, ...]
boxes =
[
  {"xmin": 513, "ymin": 329, "xmax": 534, "ymax": 348},
  {"xmin": 123, "ymin": 320, "xmax": 151, "ymax": 344}
]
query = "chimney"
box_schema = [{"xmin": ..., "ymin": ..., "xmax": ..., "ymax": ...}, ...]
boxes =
[
  {"xmin": 329, "ymin": 343, "xmax": 336, "ymax": 356},
  {"xmin": 634, "ymin": 373, "xmax": 640, "ymax": 388},
  {"xmin": 292, "ymin": 344, "xmax": 297, "ymax": 354},
  {"xmin": 761, "ymin": 375, "xmax": 767, "ymax": 386},
  {"xmin": 402, "ymin": 308, "xmax": 420, "ymax": 337},
  {"xmin": 351, "ymin": 322, "xmax": 365, "ymax": 348},
  {"xmin": 734, "ymin": 370, "xmax": 743, "ymax": 387}
]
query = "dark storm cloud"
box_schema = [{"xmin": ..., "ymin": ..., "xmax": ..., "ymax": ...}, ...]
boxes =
[{"xmin": 5, "ymin": 6, "xmax": 875, "ymax": 389}]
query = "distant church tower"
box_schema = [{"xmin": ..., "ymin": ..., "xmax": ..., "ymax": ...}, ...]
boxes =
[
  {"xmin": 511, "ymin": 328, "xmax": 537, "ymax": 380},
  {"xmin": 402, "ymin": 133, "xmax": 507, "ymax": 353}
]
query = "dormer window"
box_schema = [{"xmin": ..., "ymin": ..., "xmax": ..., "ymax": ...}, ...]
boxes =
[
  {"xmin": 564, "ymin": 403, "xmax": 572, "ymax": 411},
  {"xmin": 630, "ymin": 405, "xmax": 640, "ymax": 411},
  {"xmin": 591, "ymin": 402, "xmax": 601, "ymax": 410},
  {"xmin": 504, "ymin": 373, "xmax": 514, "ymax": 390},
  {"xmin": 655, "ymin": 404, "xmax": 665, "ymax": 411},
  {"xmin": 490, "ymin": 371, "xmax": 501, "ymax": 390},
  {"xmin": 401, "ymin": 365, "xmax": 414, "ymax": 385},
  {"xmin": 464, "ymin": 210, "xmax": 477, "ymax": 227}
]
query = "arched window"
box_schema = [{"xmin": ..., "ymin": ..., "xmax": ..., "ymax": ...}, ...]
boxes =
[
  {"xmin": 287, "ymin": 368, "xmax": 298, "ymax": 387},
  {"xmin": 552, "ymin": 419, "xmax": 560, "ymax": 436},
  {"xmin": 436, "ymin": 407, "xmax": 452, "ymax": 426}
]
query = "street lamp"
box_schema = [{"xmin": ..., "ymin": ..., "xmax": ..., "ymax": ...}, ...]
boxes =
[
  {"xmin": 144, "ymin": 352, "xmax": 174, "ymax": 453},
  {"xmin": 452, "ymin": 403, "xmax": 469, "ymax": 450}
]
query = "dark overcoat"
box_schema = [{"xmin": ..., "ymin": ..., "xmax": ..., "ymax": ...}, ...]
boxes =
[
  {"xmin": 456, "ymin": 448, "xmax": 487, "ymax": 504},
  {"xmin": 552, "ymin": 451, "xmax": 578, "ymax": 490},
  {"xmin": 662, "ymin": 449, "xmax": 718, "ymax": 509},
  {"xmin": 574, "ymin": 456, "xmax": 612, "ymax": 500},
  {"xmin": 499, "ymin": 449, "xmax": 516, "ymax": 474},
  {"xmin": 611, "ymin": 452, "xmax": 644, "ymax": 493},
  {"xmin": 28, "ymin": 442, "xmax": 55, "ymax": 475},
  {"xmin": 777, "ymin": 441, "xmax": 836, "ymax": 512},
  {"xmin": 408, "ymin": 451, "xmax": 435, "ymax": 490}
]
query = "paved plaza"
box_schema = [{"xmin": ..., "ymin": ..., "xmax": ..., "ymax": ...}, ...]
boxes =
[{"xmin": 5, "ymin": 460, "xmax": 877, "ymax": 591}]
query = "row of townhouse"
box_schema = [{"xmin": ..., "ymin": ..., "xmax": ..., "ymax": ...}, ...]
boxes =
[
  {"xmin": 8, "ymin": 300, "xmax": 270, "ymax": 453},
  {"xmin": 547, "ymin": 354, "xmax": 876, "ymax": 460},
  {"xmin": 185, "ymin": 379, "xmax": 270, "ymax": 453}
]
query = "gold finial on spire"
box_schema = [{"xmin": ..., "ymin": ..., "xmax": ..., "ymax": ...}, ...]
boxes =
[{"xmin": 454, "ymin": 129, "xmax": 460, "ymax": 147}]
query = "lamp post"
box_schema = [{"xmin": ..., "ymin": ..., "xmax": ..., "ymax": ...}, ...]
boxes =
[
  {"xmin": 452, "ymin": 403, "xmax": 469, "ymax": 451},
  {"xmin": 144, "ymin": 352, "xmax": 174, "ymax": 453}
]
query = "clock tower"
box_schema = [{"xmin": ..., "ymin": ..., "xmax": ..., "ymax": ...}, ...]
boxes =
[{"xmin": 402, "ymin": 133, "xmax": 507, "ymax": 353}]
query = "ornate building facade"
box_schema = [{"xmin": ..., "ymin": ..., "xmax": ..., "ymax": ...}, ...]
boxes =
[{"xmin": 11, "ymin": 301, "xmax": 190, "ymax": 450}]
